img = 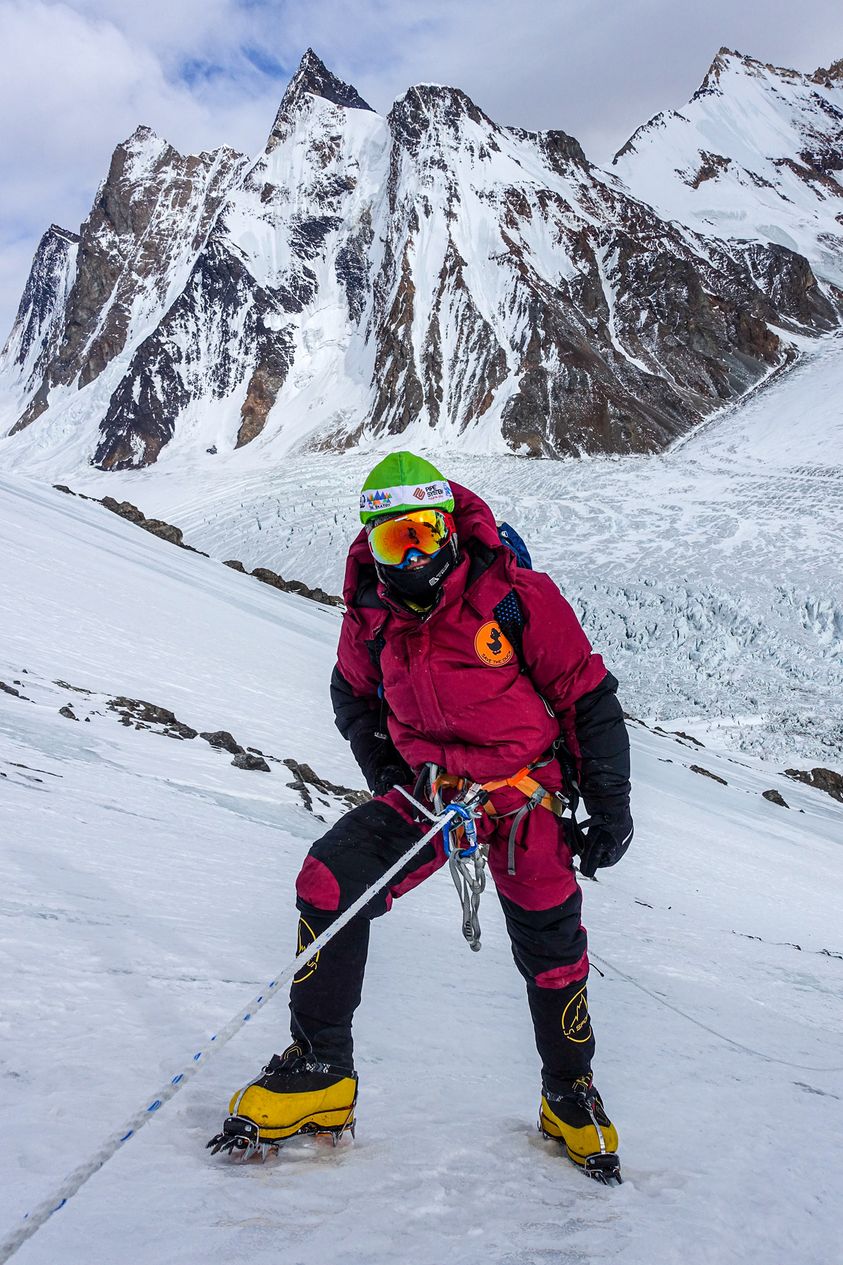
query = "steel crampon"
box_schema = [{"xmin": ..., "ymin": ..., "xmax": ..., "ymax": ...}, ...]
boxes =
[{"xmin": 207, "ymin": 1113, "xmax": 356, "ymax": 1161}]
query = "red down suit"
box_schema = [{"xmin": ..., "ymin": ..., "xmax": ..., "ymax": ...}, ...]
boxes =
[{"xmin": 291, "ymin": 483, "xmax": 631, "ymax": 1091}]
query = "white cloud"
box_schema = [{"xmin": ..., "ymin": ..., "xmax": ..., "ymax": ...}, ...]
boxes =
[{"xmin": 2, "ymin": 0, "xmax": 842, "ymax": 340}]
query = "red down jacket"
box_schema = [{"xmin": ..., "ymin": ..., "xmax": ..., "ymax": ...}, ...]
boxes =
[{"xmin": 332, "ymin": 482, "xmax": 625, "ymax": 801}]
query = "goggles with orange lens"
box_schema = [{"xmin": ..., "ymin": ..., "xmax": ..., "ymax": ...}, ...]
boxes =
[{"xmin": 367, "ymin": 509, "xmax": 456, "ymax": 569}]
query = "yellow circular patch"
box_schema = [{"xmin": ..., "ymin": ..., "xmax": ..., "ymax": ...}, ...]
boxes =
[{"xmin": 474, "ymin": 621, "xmax": 514, "ymax": 666}]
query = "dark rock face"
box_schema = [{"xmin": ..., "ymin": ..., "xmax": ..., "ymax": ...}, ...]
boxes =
[
  {"xmin": 762, "ymin": 788, "xmax": 789, "ymax": 807},
  {"xmin": 785, "ymin": 767, "xmax": 843, "ymax": 802},
  {"xmin": 94, "ymin": 237, "xmax": 296, "ymax": 469},
  {"xmin": 269, "ymin": 48, "xmax": 373, "ymax": 146},
  {"xmin": 201, "ymin": 730, "xmax": 245, "ymax": 754},
  {"xmin": 232, "ymin": 751, "xmax": 271, "ymax": 772},
  {"xmin": 11, "ymin": 130, "xmax": 247, "ymax": 434},
  {"xmin": 690, "ymin": 764, "xmax": 728, "ymax": 785},
  {"xmin": 108, "ymin": 697, "xmax": 198, "ymax": 740},
  {"xmin": 7, "ymin": 226, "xmax": 78, "ymax": 371},
  {"xmin": 4, "ymin": 48, "xmax": 842, "ymax": 465}
]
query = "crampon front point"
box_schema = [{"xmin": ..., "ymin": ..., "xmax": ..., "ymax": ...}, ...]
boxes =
[
  {"xmin": 207, "ymin": 1111, "xmax": 355, "ymax": 1160},
  {"xmin": 538, "ymin": 1120, "xmax": 622, "ymax": 1184}
]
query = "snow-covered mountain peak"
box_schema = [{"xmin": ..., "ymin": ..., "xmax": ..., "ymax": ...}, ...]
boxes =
[
  {"xmin": 696, "ymin": 47, "xmax": 803, "ymax": 96},
  {"xmin": 812, "ymin": 56, "xmax": 843, "ymax": 84},
  {"xmin": 614, "ymin": 47, "xmax": 843, "ymax": 286},
  {"xmin": 268, "ymin": 49, "xmax": 374, "ymax": 150},
  {"xmin": 389, "ymin": 82, "xmax": 497, "ymax": 157},
  {"xmin": 1, "ymin": 47, "xmax": 841, "ymax": 471}
]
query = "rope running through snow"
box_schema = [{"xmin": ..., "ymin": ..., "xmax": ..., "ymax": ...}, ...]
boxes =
[{"xmin": 0, "ymin": 802, "xmax": 462, "ymax": 1264}]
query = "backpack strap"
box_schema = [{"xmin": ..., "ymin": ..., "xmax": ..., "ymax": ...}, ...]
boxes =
[{"xmin": 493, "ymin": 589, "xmax": 526, "ymax": 670}]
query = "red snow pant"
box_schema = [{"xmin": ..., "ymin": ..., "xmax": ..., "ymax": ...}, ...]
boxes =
[{"xmin": 292, "ymin": 763, "xmax": 594, "ymax": 1094}]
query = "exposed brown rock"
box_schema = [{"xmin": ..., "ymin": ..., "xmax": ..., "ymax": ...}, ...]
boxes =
[
  {"xmin": 283, "ymin": 757, "xmax": 369, "ymax": 813},
  {"xmin": 59, "ymin": 705, "xmax": 79, "ymax": 721},
  {"xmin": 108, "ymin": 696, "xmax": 198, "ymax": 740},
  {"xmin": 236, "ymin": 361, "xmax": 285, "ymax": 447},
  {"xmin": 12, "ymin": 131, "xmax": 247, "ymax": 436},
  {"xmin": 690, "ymin": 764, "xmax": 728, "ymax": 785},
  {"xmin": 784, "ymin": 767, "xmax": 843, "ymax": 803},
  {"xmin": 99, "ymin": 496, "xmax": 194, "ymax": 549},
  {"xmin": 762, "ymin": 789, "xmax": 789, "ymax": 807},
  {"xmin": 251, "ymin": 566, "xmax": 343, "ymax": 607},
  {"xmin": 232, "ymin": 752, "xmax": 271, "ymax": 772},
  {"xmin": 687, "ymin": 151, "xmax": 731, "ymax": 187},
  {"xmin": 200, "ymin": 730, "xmax": 245, "ymax": 754}
]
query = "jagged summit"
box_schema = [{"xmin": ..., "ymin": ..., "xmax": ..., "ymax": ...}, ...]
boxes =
[
  {"xmin": 613, "ymin": 46, "xmax": 843, "ymax": 289},
  {"xmin": 695, "ymin": 47, "xmax": 808, "ymax": 98},
  {"xmin": 1, "ymin": 44, "xmax": 841, "ymax": 467},
  {"xmin": 813, "ymin": 56, "xmax": 843, "ymax": 84},
  {"xmin": 268, "ymin": 48, "xmax": 373, "ymax": 143},
  {"xmin": 388, "ymin": 83, "xmax": 494, "ymax": 152},
  {"xmin": 46, "ymin": 224, "xmax": 80, "ymax": 245}
]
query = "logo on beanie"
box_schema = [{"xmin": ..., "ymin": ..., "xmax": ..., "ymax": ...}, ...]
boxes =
[
  {"xmin": 413, "ymin": 487, "xmax": 426, "ymax": 500},
  {"xmin": 360, "ymin": 488, "xmax": 393, "ymax": 512},
  {"xmin": 561, "ymin": 986, "xmax": 592, "ymax": 1043},
  {"xmin": 474, "ymin": 621, "xmax": 514, "ymax": 667}
]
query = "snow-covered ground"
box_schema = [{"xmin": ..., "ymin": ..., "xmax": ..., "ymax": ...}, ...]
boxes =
[
  {"xmin": 14, "ymin": 331, "xmax": 842, "ymax": 766},
  {"xmin": 1, "ymin": 473, "xmax": 841, "ymax": 1265}
]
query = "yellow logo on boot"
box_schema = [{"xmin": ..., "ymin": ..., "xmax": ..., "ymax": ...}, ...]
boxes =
[{"xmin": 293, "ymin": 916, "xmax": 320, "ymax": 983}]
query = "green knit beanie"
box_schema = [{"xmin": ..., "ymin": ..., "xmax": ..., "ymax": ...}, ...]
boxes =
[{"xmin": 359, "ymin": 451, "xmax": 455, "ymax": 524}]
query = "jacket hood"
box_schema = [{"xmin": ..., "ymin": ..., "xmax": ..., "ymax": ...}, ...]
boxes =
[{"xmin": 342, "ymin": 481, "xmax": 504, "ymax": 607}]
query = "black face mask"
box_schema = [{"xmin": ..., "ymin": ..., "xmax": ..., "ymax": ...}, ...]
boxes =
[{"xmin": 379, "ymin": 536, "xmax": 460, "ymax": 605}]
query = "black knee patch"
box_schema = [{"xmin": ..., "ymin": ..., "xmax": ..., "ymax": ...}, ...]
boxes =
[{"xmin": 497, "ymin": 888, "xmax": 586, "ymax": 985}]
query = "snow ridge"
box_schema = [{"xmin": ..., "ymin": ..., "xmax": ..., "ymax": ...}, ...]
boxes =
[{"xmin": 1, "ymin": 47, "xmax": 841, "ymax": 472}]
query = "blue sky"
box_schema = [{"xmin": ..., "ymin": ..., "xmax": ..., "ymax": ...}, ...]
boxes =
[{"xmin": 1, "ymin": 0, "xmax": 842, "ymax": 338}]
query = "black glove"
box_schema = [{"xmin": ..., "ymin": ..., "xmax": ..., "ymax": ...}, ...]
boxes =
[
  {"xmin": 578, "ymin": 811, "xmax": 633, "ymax": 879},
  {"xmin": 371, "ymin": 764, "xmax": 410, "ymax": 798}
]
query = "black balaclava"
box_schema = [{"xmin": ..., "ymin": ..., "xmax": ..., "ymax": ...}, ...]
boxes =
[{"xmin": 377, "ymin": 534, "xmax": 460, "ymax": 608}]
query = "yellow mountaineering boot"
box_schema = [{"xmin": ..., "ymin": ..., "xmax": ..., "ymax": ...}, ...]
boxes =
[
  {"xmin": 539, "ymin": 1075, "xmax": 621, "ymax": 1183},
  {"xmin": 207, "ymin": 1044, "xmax": 357, "ymax": 1158}
]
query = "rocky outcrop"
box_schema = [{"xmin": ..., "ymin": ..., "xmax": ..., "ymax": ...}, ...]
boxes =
[
  {"xmin": 690, "ymin": 764, "xmax": 728, "ymax": 785},
  {"xmin": 53, "ymin": 483, "xmax": 344, "ymax": 606},
  {"xmin": 283, "ymin": 757, "xmax": 370, "ymax": 812},
  {"xmin": 785, "ymin": 767, "xmax": 843, "ymax": 802},
  {"xmin": 251, "ymin": 566, "xmax": 343, "ymax": 607},
  {"xmin": 4, "ymin": 48, "xmax": 842, "ymax": 465},
  {"xmin": 108, "ymin": 697, "xmax": 198, "ymax": 740},
  {"xmin": 11, "ymin": 130, "xmax": 247, "ymax": 435}
]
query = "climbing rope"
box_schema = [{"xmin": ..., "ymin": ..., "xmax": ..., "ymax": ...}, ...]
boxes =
[
  {"xmin": 0, "ymin": 799, "xmax": 469, "ymax": 1265},
  {"xmin": 591, "ymin": 951, "xmax": 843, "ymax": 1074}
]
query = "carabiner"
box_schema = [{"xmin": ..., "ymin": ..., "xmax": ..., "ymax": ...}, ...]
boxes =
[{"xmin": 442, "ymin": 801, "xmax": 479, "ymax": 857}]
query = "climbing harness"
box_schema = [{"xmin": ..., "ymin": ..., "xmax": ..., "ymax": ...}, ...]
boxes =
[
  {"xmin": 399, "ymin": 752, "xmax": 580, "ymax": 953},
  {"xmin": 395, "ymin": 778, "xmax": 490, "ymax": 951}
]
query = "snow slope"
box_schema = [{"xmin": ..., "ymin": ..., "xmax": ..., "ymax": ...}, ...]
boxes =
[
  {"xmin": 1, "ymin": 475, "xmax": 842, "ymax": 1265},
  {"xmin": 21, "ymin": 330, "xmax": 843, "ymax": 766}
]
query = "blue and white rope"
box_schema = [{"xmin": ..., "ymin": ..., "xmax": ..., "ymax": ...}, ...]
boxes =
[{"xmin": 0, "ymin": 801, "xmax": 462, "ymax": 1264}]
